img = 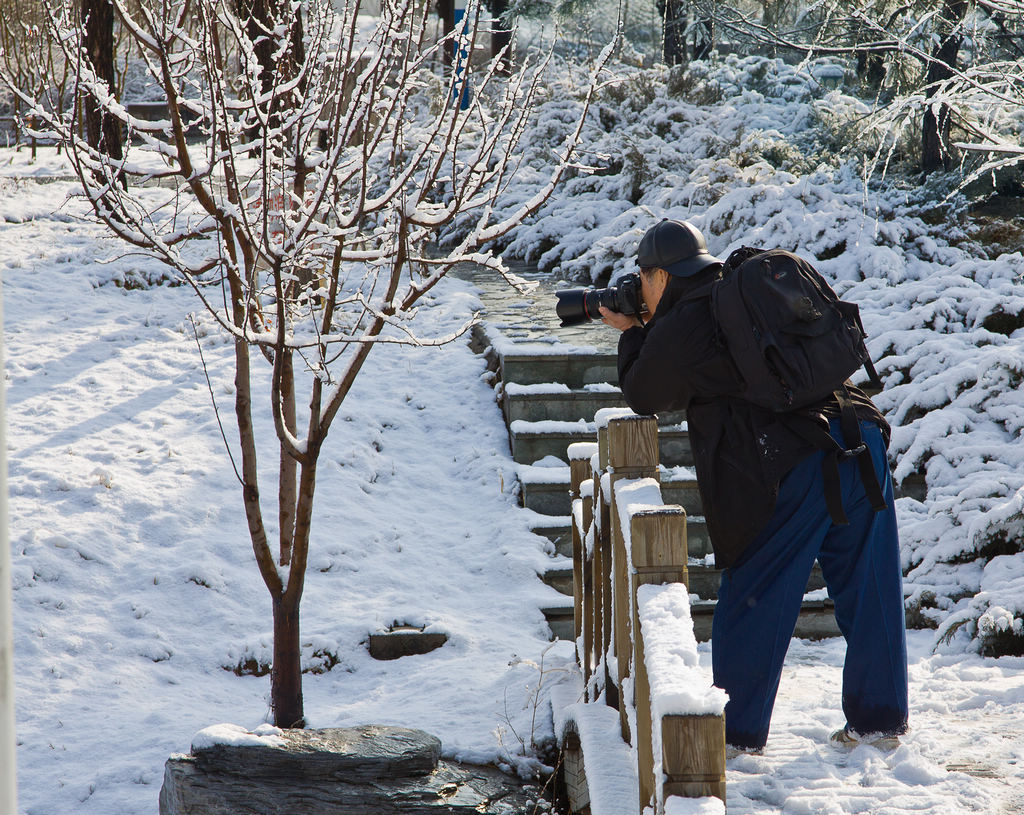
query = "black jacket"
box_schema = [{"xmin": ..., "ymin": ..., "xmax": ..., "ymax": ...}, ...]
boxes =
[{"xmin": 616, "ymin": 275, "xmax": 887, "ymax": 569}]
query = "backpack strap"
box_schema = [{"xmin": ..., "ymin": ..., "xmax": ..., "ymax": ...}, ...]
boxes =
[
  {"xmin": 862, "ymin": 355, "xmax": 884, "ymax": 392},
  {"xmin": 678, "ymin": 280, "xmax": 717, "ymax": 303},
  {"xmin": 837, "ymin": 299, "xmax": 885, "ymax": 391},
  {"xmin": 835, "ymin": 386, "xmax": 887, "ymax": 514},
  {"xmin": 782, "ymin": 389, "xmax": 886, "ymax": 525}
]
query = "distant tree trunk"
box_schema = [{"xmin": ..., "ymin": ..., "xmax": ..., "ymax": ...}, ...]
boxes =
[
  {"xmin": 856, "ymin": 47, "xmax": 886, "ymax": 88},
  {"xmin": 921, "ymin": 0, "xmax": 968, "ymax": 175},
  {"xmin": 693, "ymin": 17, "xmax": 713, "ymax": 60},
  {"xmin": 489, "ymin": 0, "xmax": 512, "ymax": 72},
  {"xmin": 239, "ymin": 0, "xmax": 274, "ymax": 94},
  {"xmin": 661, "ymin": 0, "xmax": 688, "ymax": 66},
  {"xmin": 437, "ymin": 0, "xmax": 455, "ymax": 71},
  {"xmin": 12, "ymin": 96, "xmax": 20, "ymax": 149},
  {"xmin": 236, "ymin": 0, "xmax": 304, "ymax": 138},
  {"xmin": 80, "ymin": 0, "xmax": 124, "ymax": 168},
  {"xmin": 854, "ymin": 16, "xmax": 886, "ymax": 88}
]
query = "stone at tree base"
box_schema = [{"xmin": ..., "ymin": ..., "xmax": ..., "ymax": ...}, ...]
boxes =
[{"xmin": 159, "ymin": 724, "xmax": 541, "ymax": 814}]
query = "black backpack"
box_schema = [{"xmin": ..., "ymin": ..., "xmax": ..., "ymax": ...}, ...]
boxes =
[
  {"xmin": 702, "ymin": 246, "xmax": 886, "ymax": 524},
  {"xmin": 712, "ymin": 246, "xmax": 881, "ymax": 411}
]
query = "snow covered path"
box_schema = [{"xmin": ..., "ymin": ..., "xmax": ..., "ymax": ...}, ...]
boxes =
[
  {"xmin": 725, "ymin": 633, "xmax": 1024, "ymax": 813},
  {"xmin": 3, "ymin": 167, "xmax": 1024, "ymax": 814}
]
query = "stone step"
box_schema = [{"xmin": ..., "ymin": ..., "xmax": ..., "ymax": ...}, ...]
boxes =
[
  {"xmin": 521, "ymin": 469, "xmax": 701, "ymax": 517},
  {"xmin": 531, "ymin": 517, "xmax": 712, "ymax": 560},
  {"xmin": 510, "ymin": 421, "xmax": 692, "ymax": 466},
  {"xmin": 542, "ymin": 597, "xmax": 842, "ymax": 642},
  {"xmin": 499, "ymin": 351, "xmax": 619, "ymax": 388},
  {"xmin": 528, "ymin": 517, "xmax": 574, "ymax": 558},
  {"xmin": 502, "ymin": 383, "xmax": 687, "ymax": 426},
  {"xmin": 690, "ymin": 599, "xmax": 842, "ymax": 641},
  {"xmin": 542, "ymin": 568, "xmax": 575, "ymax": 596},
  {"xmin": 541, "ymin": 563, "xmax": 827, "ymax": 601},
  {"xmin": 503, "ymin": 384, "xmax": 624, "ymax": 425}
]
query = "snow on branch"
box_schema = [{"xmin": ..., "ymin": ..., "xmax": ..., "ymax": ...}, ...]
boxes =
[{"xmin": 4, "ymin": 0, "xmax": 606, "ymax": 462}]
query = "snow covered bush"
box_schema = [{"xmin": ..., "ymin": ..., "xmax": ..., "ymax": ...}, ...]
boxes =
[{"xmin": 480, "ymin": 55, "xmax": 1024, "ymax": 655}]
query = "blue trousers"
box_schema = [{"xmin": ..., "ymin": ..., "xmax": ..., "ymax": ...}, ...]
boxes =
[{"xmin": 711, "ymin": 419, "xmax": 909, "ymax": 749}]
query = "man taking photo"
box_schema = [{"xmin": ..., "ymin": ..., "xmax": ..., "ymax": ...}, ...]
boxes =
[{"xmin": 600, "ymin": 218, "xmax": 909, "ymax": 753}]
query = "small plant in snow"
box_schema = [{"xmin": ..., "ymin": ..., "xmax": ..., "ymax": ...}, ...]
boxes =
[{"xmin": 496, "ymin": 642, "xmax": 572, "ymax": 776}]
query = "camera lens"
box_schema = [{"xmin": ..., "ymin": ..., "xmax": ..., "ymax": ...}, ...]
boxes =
[{"xmin": 555, "ymin": 288, "xmax": 591, "ymax": 327}]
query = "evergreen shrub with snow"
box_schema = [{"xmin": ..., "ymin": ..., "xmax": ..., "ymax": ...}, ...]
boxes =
[{"xmin": 471, "ymin": 55, "xmax": 1024, "ymax": 656}]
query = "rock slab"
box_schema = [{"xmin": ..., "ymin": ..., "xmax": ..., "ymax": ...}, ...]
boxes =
[{"xmin": 159, "ymin": 724, "xmax": 539, "ymax": 814}]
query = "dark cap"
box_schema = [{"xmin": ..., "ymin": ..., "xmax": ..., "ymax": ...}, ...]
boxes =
[{"xmin": 636, "ymin": 219, "xmax": 721, "ymax": 278}]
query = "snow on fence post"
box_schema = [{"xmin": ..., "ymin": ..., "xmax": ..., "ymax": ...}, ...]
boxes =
[
  {"xmin": 595, "ymin": 409, "xmax": 630, "ymax": 710},
  {"xmin": 606, "ymin": 414, "xmax": 660, "ymax": 741},
  {"xmin": 629, "ymin": 507, "xmax": 689, "ymax": 810},
  {"xmin": 638, "ymin": 579, "xmax": 728, "ymax": 812},
  {"xmin": 580, "ymin": 477, "xmax": 596, "ymax": 697},
  {"xmin": 570, "ymin": 442, "xmax": 599, "ymax": 670}
]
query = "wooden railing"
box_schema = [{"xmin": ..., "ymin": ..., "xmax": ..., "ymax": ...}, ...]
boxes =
[{"xmin": 568, "ymin": 411, "xmax": 727, "ymax": 814}]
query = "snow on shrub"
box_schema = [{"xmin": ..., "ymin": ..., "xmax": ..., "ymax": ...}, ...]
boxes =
[{"xmin": 467, "ymin": 54, "xmax": 1024, "ymax": 654}]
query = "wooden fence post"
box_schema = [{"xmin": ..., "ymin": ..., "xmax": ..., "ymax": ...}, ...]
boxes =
[
  {"xmin": 581, "ymin": 485, "xmax": 595, "ymax": 696},
  {"xmin": 607, "ymin": 415, "xmax": 659, "ymax": 740},
  {"xmin": 569, "ymin": 443, "xmax": 597, "ymax": 668},
  {"xmin": 630, "ymin": 508, "xmax": 689, "ymax": 812},
  {"xmin": 595, "ymin": 424, "xmax": 615, "ymax": 709},
  {"xmin": 662, "ymin": 714, "xmax": 727, "ymax": 804}
]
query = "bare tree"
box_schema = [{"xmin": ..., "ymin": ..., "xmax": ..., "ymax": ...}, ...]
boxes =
[
  {"xmin": 4, "ymin": 0, "xmax": 610, "ymax": 727},
  {"xmin": 0, "ymin": 0, "xmax": 70, "ymax": 154}
]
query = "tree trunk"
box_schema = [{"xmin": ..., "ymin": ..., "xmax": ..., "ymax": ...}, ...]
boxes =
[
  {"xmin": 763, "ymin": 0, "xmax": 781, "ymax": 34},
  {"xmin": 239, "ymin": 0, "xmax": 274, "ymax": 95},
  {"xmin": 662, "ymin": 0, "xmax": 687, "ymax": 66},
  {"xmin": 921, "ymin": 0, "xmax": 968, "ymax": 176},
  {"xmin": 236, "ymin": 0, "xmax": 304, "ymax": 142},
  {"xmin": 271, "ymin": 594, "xmax": 304, "ymax": 728},
  {"xmin": 856, "ymin": 49, "xmax": 886, "ymax": 88},
  {"xmin": 855, "ymin": 18, "xmax": 886, "ymax": 88},
  {"xmin": 489, "ymin": 0, "xmax": 512, "ymax": 72},
  {"xmin": 693, "ymin": 18, "xmax": 713, "ymax": 60},
  {"xmin": 80, "ymin": 0, "xmax": 124, "ymax": 165},
  {"xmin": 12, "ymin": 96, "xmax": 20, "ymax": 151},
  {"xmin": 278, "ymin": 351, "xmax": 297, "ymax": 567},
  {"xmin": 437, "ymin": 0, "xmax": 456, "ymax": 72}
]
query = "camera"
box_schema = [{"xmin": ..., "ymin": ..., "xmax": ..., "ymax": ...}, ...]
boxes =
[{"xmin": 555, "ymin": 272, "xmax": 644, "ymax": 328}]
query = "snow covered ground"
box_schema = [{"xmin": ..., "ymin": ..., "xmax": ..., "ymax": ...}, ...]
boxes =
[{"xmin": 5, "ymin": 153, "xmax": 1024, "ymax": 814}]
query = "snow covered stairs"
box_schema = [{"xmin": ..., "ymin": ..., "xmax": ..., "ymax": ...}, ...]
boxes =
[{"xmin": 482, "ymin": 333, "xmax": 840, "ymax": 643}]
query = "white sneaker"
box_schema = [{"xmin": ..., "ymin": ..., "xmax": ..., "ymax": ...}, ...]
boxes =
[{"xmin": 830, "ymin": 727, "xmax": 901, "ymax": 751}]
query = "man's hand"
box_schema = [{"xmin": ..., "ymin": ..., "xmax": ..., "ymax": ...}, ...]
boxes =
[{"xmin": 599, "ymin": 306, "xmax": 643, "ymax": 332}]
